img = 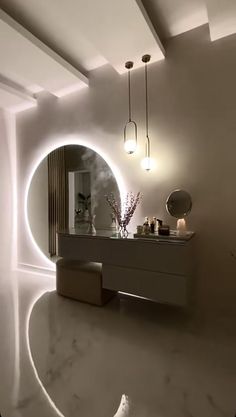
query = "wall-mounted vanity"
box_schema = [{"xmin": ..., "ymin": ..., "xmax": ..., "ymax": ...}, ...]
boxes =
[{"xmin": 57, "ymin": 230, "xmax": 194, "ymax": 307}]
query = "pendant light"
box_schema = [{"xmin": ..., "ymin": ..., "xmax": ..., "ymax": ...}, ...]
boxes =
[
  {"xmin": 141, "ymin": 54, "xmax": 153, "ymax": 171},
  {"xmin": 124, "ymin": 61, "xmax": 137, "ymax": 154}
]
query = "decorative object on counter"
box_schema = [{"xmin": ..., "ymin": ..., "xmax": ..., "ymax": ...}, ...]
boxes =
[
  {"xmin": 152, "ymin": 217, "xmax": 157, "ymax": 232},
  {"xmin": 166, "ymin": 189, "xmax": 192, "ymax": 235},
  {"xmin": 166, "ymin": 189, "xmax": 192, "ymax": 218},
  {"xmin": 141, "ymin": 54, "xmax": 154, "ymax": 171},
  {"xmin": 87, "ymin": 214, "xmax": 96, "ymax": 235},
  {"xmin": 133, "ymin": 230, "xmax": 194, "ymax": 241},
  {"xmin": 156, "ymin": 218, "xmax": 163, "ymax": 232},
  {"xmin": 105, "ymin": 192, "xmax": 142, "ymax": 238},
  {"xmin": 150, "ymin": 218, "xmax": 155, "ymax": 233},
  {"xmin": 124, "ymin": 61, "xmax": 138, "ymax": 155},
  {"xmin": 110, "ymin": 213, "xmax": 118, "ymax": 231},
  {"xmin": 158, "ymin": 224, "xmax": 170, "ymax": 236},
  {"xmin": 136, "ymin": 216, "xmax": 163, "ymax": 235},
  {"xmin": 143, "ymin": 216, "xmax": 150, "ymax": 234},
  {"xmin": 177, "ymin": 218, "xmax": 187, "ymax": 237},
  {"xmin": 136, "ymin": 225, "xmax": 143, "ymax": 234}
]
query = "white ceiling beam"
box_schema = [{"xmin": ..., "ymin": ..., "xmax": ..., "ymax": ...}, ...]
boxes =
[
  {"xmin": 60, "ymin": 0, "xmax": 165, "ymax": 74},
  {"xmin": 0, "ymin": 85, "xmax": 37, "ymax": 113},
  {"xmin": 0, "ymin": 74, "xmax": 36, "ymax": 103},
  {"xmin": 0, "ymin": 10, "xmax": 88, "ymax": 97},
  {"xmin": 135, "ymin": 0, "xmax": 165, "ymax": 55}
]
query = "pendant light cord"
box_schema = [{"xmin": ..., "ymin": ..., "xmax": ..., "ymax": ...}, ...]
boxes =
[
  {"xmin": 144, "ymin": 61, "xmax": 150, "ymax": 158},
  {"xmin": 145, "ymin": 62, "xmax": 148, "ymax": 137},
  {"xmin": 128, "ymin": 69, "xmax": 131, "ymax": 122}
]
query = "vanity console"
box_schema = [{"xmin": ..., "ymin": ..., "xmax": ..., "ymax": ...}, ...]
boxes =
[{"xmin": 57, "ymin": 230, "xmax": 195, "ymax": 307}]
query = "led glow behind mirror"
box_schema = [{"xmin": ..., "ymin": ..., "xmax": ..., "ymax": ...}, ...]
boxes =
[{"xmin": 27, "ymin": 144, "xmax": 121, "ymax": 262}]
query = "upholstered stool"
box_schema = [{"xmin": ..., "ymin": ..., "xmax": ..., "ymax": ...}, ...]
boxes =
[{"xmin": 56, "ymin": 258, "xmax": 116, "ymax": 306}]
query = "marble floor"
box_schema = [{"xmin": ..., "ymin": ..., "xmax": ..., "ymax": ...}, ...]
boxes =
[
  {"xmin": 29, "ymin": 289, "xmax": 236, "ymax": 417},
  {"xmin": 1, "ymin": 270, "xmax": 236, "ymax": 417}
]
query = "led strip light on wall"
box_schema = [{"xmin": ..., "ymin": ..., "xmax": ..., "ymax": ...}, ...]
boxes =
[{"xmin": 24, "ymin": 135, "xmax": 127, "ymax": 270}]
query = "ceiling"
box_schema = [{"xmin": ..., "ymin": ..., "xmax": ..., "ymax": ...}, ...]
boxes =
[
  {"xmin": 141, "ymin": 0, "xmax": 208, "ymax": 40},
  {"xmin": 206, "ymin": 0, "xmax": 236, "ymax": 41},
  {"xmin": 0, "ymin": 0, "xmax": 235, "ymax": 112}
]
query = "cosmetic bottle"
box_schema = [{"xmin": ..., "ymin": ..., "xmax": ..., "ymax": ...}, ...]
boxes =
[
  {"xmin": 143, "ymin": 217, "xmax": 150, "ymax": 234},
  {"xmin": 156, "ymin": 218, "xmax": 163, "ymax": 233},
  {"xmin": 150, "ymin": 218, "xmax": 155, "ymax": 233},
  {"xmin": 153, "ymin": 217, "xmax": 157, "ymax": 232}
]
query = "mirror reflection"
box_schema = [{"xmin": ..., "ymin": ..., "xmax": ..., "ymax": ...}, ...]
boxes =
[
  {"xmin": 166, "ymin": 189, "xmax": 192, "ymax": 219},
  {"xmin": 28, "ymin": 145, "xmax": 119, "ymax": 260}
]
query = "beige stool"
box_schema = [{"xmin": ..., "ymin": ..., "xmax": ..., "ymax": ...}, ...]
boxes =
[{"xmin": 56, "ymin": 258, "xmax": 116, "ymax": 306}]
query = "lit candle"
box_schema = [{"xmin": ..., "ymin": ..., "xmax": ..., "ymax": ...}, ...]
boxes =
[{"xmin": 177, "ymin": 218, "xmax": 187, "ymax": 236}]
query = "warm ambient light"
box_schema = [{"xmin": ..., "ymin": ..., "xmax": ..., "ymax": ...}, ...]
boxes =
[
  {"xmin": 25, "ymin": 135, "xmax": 127, "ymax": 268},
  {"xmin": 141, "ymin": 156, "xmax": 154, "ymax": 171},
  {"xmin": 124, "ymin": 138, "xmax": 137, "ymax": 154},
  {"xmin": 26, "ymin": 289, "xmax": 65, "ymax": 417},
  {"xmin": 177, "ymin": 218, "xmax": 187, "ymax": 236},
  {"xmin": 124, "ymin": 61, "xmax": 137, "ymax": 154}
]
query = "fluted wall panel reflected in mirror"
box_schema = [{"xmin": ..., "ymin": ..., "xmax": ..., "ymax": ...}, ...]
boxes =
[
  {"xmin": 48, "ymin": 146, "xmax": 67, "ymax": 256},
  {"xmin": 27, "ymin": 145, "xmax": 119, "ymax": 260}
]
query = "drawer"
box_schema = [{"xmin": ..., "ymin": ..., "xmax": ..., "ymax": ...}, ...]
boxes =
[{"xmin": 103, "ymin": 264, "xmax": 189, "ymax": 306}]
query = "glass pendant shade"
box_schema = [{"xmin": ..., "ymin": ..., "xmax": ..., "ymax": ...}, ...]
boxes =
[
  {"xmin": 124, "ymin": 139, "xmax": 137, "ymax": 154},
  {"xmin": 124, "ymin": 120, "xmax": 137, "ymax": 154},
  {"xmin": 124, "ymin": 61, "xmax": 137, "ymax": 154},
  {"xmin": 141, "ymin": 133, "xmax": 153, "ymax": 171},
  {"xmin": 141, "ymin": 156, "xmax": 151, "ymax": 171}
]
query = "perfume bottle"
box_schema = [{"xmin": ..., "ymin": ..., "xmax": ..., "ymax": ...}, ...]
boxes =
[
  {"xmin": 143, "ymin": 217, "xmax": 150, "ymax": 234},
  {"xmin": 156, "ymin": 218, "xmax": 163, "ymax": 234},
  {"xmin": 150, "ymin": 218, "xmax": 155, "ymax": 233},
  {"xmin": 153, "ymin": 216, "xmax": 157, "ymax": 232}
]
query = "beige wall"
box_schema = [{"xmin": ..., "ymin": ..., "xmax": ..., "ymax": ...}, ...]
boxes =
[
  {"xmin": 27, "ymin": 157, "xmax": 49, "ymax": 257},
  {"xmin": 0, "ymin": 110, "xmax": 13, "ymax": 269},
  {"xmin": 0, "ymin": 109, "xmax": 17, "ymax": 415},
  {"xmin": 16, "ymin": 25, "xmax": 236, "ymax": 316}
]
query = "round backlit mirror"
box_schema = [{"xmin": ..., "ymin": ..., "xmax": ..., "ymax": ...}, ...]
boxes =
[
  {"xmin": 166, "ymin": 189, "xmax": 192, "ymax": 219},
  {"xmin": 27, "ymin": 144, "xmax": 119, "ymax": 261}
]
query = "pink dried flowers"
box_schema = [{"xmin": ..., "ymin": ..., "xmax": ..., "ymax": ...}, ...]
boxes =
[{"xmin": 105, "ymin": 192, "xmax": 142, "ymax": 232}]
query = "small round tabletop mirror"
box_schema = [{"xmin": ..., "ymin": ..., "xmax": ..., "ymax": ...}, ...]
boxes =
[{"xmin": 166, "ymin": 189, "xmax": 192, "ymax": 219}]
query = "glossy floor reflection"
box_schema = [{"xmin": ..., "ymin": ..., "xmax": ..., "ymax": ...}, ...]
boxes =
[{"xmin": 29, "ymin": 292, "xmax": 236, "ymax": 417}]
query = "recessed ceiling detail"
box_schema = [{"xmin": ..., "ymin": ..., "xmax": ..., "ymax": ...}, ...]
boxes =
[
  {"xmin": 206, "ymin": 0, "xmax": 236, "ymax": 41},
  {"xmin": 0, "ymin": 84, "xmax": 36, "ymax": 113},
  {"xmin": 1, "ymin": 0, "xmax": 236, "ymax": 111},
  {"xmin": 141, "ymin": 0, "xmax": 208, "ymax": 39},
  {"xmin": 0, "ymin": 8, "xmax": 89, "ymax": 110},
  {"xmin": 66, "ymin": 0, "xmax": 165, "ymax": 73},
  {"xmin": 0, "ymin": 0, "xmax": 165, "ymax": 76}
]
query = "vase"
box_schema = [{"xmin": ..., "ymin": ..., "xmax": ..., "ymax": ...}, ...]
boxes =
[
  {"xmin": 119, "ymin": 224, "xmax": 128, "ymax": 238},
  {"xmin": 87, "ymin": 214, "xmax": 96, "ymax": 235}
]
